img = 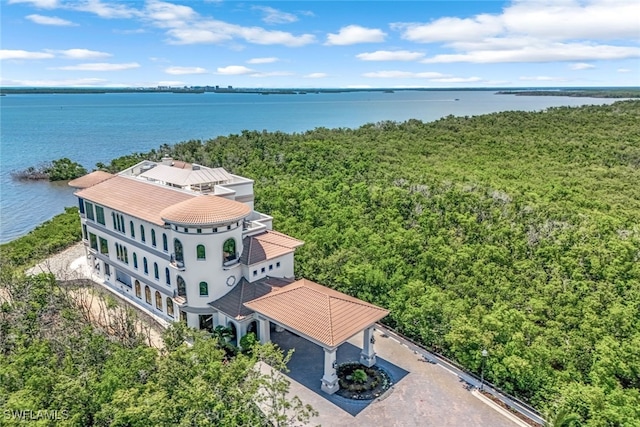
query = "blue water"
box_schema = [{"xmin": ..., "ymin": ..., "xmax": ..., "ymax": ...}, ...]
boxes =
[{"xmin": 0, "ymin": 90, "xmax": 620, "ymax": 243}]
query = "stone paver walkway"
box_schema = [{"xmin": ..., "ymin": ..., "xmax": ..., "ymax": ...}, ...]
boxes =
[{"xmin": 274, "ymin": 327, "xmax": 519, "ymax": 427}]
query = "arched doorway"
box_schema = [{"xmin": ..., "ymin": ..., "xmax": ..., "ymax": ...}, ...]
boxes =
[
  {"xmin": 247, "ymin": 320, "xmax": 259, "ymax": 342},
  {"xmin": 227, "ymin": 322, "xmax": 238, "ymax": 346},
  {"xmin": 177, "ymin": 276, "xmax": 186, "ymax": 297},
  {"xmin": 174, "ymin": 238, "xmax": 184, "ymax": 266}
]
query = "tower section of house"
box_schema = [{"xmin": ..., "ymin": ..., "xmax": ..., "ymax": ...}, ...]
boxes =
[{"xmin": 69, "ymin": 158, "xmax": 296, "ymax": 330}]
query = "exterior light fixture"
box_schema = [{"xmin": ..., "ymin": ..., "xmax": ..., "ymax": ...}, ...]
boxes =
[{"xmin": 480, "ymin": 349, "xmax": 488, "ymax": 391}]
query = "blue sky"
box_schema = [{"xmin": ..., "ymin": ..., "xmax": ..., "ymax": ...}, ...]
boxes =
[{"xmin": 1, "ymin": 0, "xmax": 639, "ymax": 88}]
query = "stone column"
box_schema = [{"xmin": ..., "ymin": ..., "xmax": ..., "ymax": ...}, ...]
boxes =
[
  {"xmin": 258, "ymin": 317, "xmax": 271, "ymax": 344},
  {"xmin": 321, "ymin": 347, "xmax": 339, "ymax": 394},
  {"xmin": 360, "ymin": 327, "xmax": 377, "ymax": 367}
]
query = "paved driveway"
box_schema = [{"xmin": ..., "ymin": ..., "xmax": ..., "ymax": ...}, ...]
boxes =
[{"xmin": 272, "ymin": 328, "xmax": 519, "ymax": 427}]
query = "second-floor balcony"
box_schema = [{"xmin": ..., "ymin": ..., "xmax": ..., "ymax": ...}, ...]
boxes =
[{"xmin": 169, "ymin": 254, "xmax": 185, "ymax": 271}]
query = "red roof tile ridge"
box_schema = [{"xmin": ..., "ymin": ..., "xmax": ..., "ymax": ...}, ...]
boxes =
[
  {"xmin": 325, "ymin": 284, "xmax": 335, "ymax": 345},
  {"xmin": 295, "ymin": 279, "xmax": 389, "ymax": 312}
]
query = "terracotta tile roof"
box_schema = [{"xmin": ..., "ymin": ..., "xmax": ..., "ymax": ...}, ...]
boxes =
[
  {"xmin": 68, "ymin": 171, "xmax": 114, "ymax": 189},
  {"xmin": 160, "ymin": 195, "xmax": 251, "ymax": 226},
  {"xmin": 75, "ymin": 176, "xmax": 195, "ymax": 226},
  {"xmin": 240, "ymin": 230, "xmax": 304, "ymax": 265},
  {"xmin": 208, "ymin": 276, "xmax": 294, "ymax": 320},
  {"xmin": 244, "ymin": 279, "xmax": 389, "ymax": 348}
]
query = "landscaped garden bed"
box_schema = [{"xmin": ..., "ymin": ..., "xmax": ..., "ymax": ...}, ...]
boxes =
[{"xmin": 336, "ymin": 362, "xmax": 392, "ymax": 400}]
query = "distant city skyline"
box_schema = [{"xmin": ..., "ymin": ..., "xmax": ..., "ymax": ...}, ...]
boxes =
[{"xmin": 1, "ymin": 0, "xmax": 639, "ymax": 88}]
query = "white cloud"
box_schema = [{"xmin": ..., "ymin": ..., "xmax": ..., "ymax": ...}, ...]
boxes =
[
  {"xmin": 357, "ymin": 50, "xmax": 425, "ymax": 61},
  {"xmin": 0, "ymin": 77, "xmax": 107, "ymax": 86},
  {"xmin": 519, "ymin": 76, "xmax": 567, "ymax": 82},
  {"xmin": 26, "ymin": 14, "xmax": 76, "ymax": 26},
  {"xmin": 164, "ymin": 66, "xmax": 207, "ymax": 75},
  {"xmin": 55, "ymin": 49, "xmax": 112, "ymax": 59},
  {"xmin": 617, "ymin": 68, "xmax": 631, "ymax": 73},
  {"xmin": 138, "ymin": 3, "xmax": 315, "ymax": 47},
  {"xmin": 166, "ymin": 23, "xmax": 315, "ymax": 47},
  {"xmin": 500, "ymin": 0, "xmax": 640, "ymax": 41},
  {"xmin": 0, "ymin": 49, "xmax": 54, "ymax": 60},
  {"xmin": 217, "ymin": 65, "xmax": 255, "ymax": 75},
  {"xmin": 166, "ymin": 28, "xmax": 232, "ymax": 44},
  {"xmin": 250, "ymin": 71, "xmax": 294, "ymax": 77},
  {"xmin": 394, "ymin": 14, "xmax": 502, "ymax": 43},
  {"xmin": 569, "ymin": 63, "xmax": 595, "ymax": 70},
  {"xmin": 113, "ymin": 28, "xmax": 146, "ymax": 34},
  {"xmin": 304, "ymin": 72, "xmax": 328, "ymax": 78},
  {"xmin": 394, "ymin": 0, "xmax": 640, "ymax": 64},
  {"xmin": 74, "ymin": 0, "xmax": 141, "ymax": 19},
  {"xmin": 144, "ymin": 0, "xmax": 196, "ymax": 28},
  {"xmin": 325, "ymin": 25, "xmax": 386, "ymax": 46},
  {"xmin": 430, "ymin": 76, "xmax": 483, "ymax": 83},
  {"xmin": 8, "ymin": 0, "xmax": 58, "ymax": 8},
  {"xmin": 363, "ymin": 70, "xmax": 448, "ymax": 79},
  {"xmin": 247, "ymin": 57, "xmax": 279, "ymax": 64},
  {"xmin": 361, "ymin": 70, "xmax": 482, "ymax": 83},
  {"xmin": 421, "ymin": 43, "xmax": 640, "ymax": 64},
  {"xmin": 54, "ymin": 62, "xmax": 140, "ymax": 71},
  {"xmin": 253, "ymin": 6, "xmax": 297, "ymax": 25},
  {"xmin": 233, "ymin": 26, "xmax": 315, "ymax": 46}
]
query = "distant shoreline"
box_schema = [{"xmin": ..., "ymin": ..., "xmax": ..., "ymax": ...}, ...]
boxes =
[
  {"xmin": 1, "ymin": 86, "xmax": 638, "ymax": 97},
  {"xmin": 496, "ymin": 89, "xmax": 640, "ymax": 98}
]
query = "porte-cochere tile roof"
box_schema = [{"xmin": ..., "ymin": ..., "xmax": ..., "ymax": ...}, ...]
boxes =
[{"xmin": 244, "ymin": 279, "xmax": 389, "ymax": 348}]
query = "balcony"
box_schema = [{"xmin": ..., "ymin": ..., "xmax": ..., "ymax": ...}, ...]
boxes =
[
  {"xmin": 169, "ymin": 254, "xmax": 185, "ymax": 271},
  {"xmin": 173, "ymin": 290, "xmax": 187, "ymax": 306}
]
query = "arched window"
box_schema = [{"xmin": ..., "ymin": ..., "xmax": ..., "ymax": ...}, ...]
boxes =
[
  {"xmin": 155, "ymin": 291, "xmax": 162, "ymax": 310},
  {"xmin": 199, "ymin": 281, "xmax": 208, "ymax": 296},
  {"xmin": 144, "ymin": 286, "xmax": 151, "ymax": 304},
  {"xmin": 197, "ymin": 244, "xmax": 206, "ymax": 260},
  {"xmin": 223, "ymin": 238, "xmax": 236, "ymax": 263},
  {"xmin": 163, "ymin": 233, "xmax": 168, "ymax": 252},
  {"xmin": 166, "ymin": 298, "xmax": 174, "ymax": 317},
  {"xmin": 133, "ymin": 253, "xmax": 138, "ymax": 269},
  {"xmin": 143, "ymin": 257, "xmax": 148, "ymax": 274},
  {"xmin": 151, "ymin": 229, "xmax": 157, "ymax": 247},
  {"xmin": 135, "ymin": 280, "xmax": 141, "ymax": 298},
  {"xmin": 177, "ymin": 276, "xmax": 186, "ymax": 297},
  {"xmin": 174, "ymin": 239, "xmax": 184, "ymax": 264},
  {"xmin": 140, "ymin": 225, "xmax": 146, "ymax": 243},
  {"xmin": 165, "ymin": 268, "xmax": 171, "ymax": 285},
  {"xmin": 154, "ymin": 262, "xmax": 159, "ymax": 280},
  {"xmin": 130, "ymin": 221, "xmax": 135, "ymax": 238}
]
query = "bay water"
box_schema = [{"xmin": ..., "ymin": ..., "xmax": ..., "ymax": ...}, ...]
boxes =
[{"xmin": 0, "ymin": 90, "xmax": 620, "ymax": 243}]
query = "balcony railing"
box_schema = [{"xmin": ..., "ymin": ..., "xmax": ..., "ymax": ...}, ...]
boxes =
[{"xmin": 169, "ymin": 254, "xmax": 185, "ymax": 271}]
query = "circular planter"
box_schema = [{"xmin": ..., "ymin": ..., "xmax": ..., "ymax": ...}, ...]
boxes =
[{"xmin": 335, "ymin": 362, "xmax": 392, "ymax": 400}]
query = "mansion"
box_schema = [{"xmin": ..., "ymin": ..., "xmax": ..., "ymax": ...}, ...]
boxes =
[{"xmin": 69, "ymin": 158, "xmax": 388, "ymax": 394}]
